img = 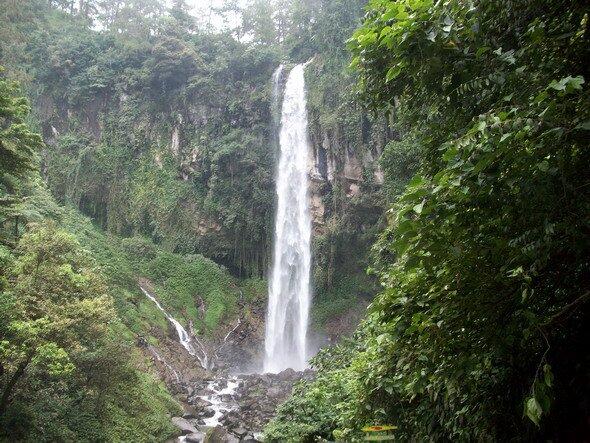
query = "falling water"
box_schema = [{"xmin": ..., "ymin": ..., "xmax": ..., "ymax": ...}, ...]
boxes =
[
  {"xmin": 140, "ymin": 286, "xmax": 210, "ymax": 369},
  {"xmin": 271, "ymin": 64, "xmax": 284, "ymax": 147},
  {"xmin": 264, "ymin": 64, "xmax": 312, "ymax": 373}
]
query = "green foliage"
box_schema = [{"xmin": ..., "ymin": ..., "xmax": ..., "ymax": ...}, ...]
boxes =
[
  {"xmin": 121, "ymin": 235, "xmax": 158, "ymax": 262},
  {"xmin": 0, "ymin": 69, "xmax": 43, "ymax": 243},
  {"xmin": 310, "ymin": 192, "xmax": 384, "ymax": 333},
  {"xmin": 240, "ymin": 0, "xmax": 366, "ymax": 59},
  {"xmin": 239, "ymin": 277, "xmax": 267, "ymax": 303},
  {"xmin": 63, "ymin": 209, "xmax": 241, "ymax": 335},
  {"xmin": 312, "ymin": 274, "xmax": 372, "ymax": 329},
  {"xmin": 0, "ymin": 71, "xmax": 40, "ymax": 183},
  {"xmin": 0, "ymin": 73, "xmax": 181, "ymax": 441},
  {"xmin": 271, "ymin": 0, "xmax": 590, "ymax": 440},
  {"xmin": 0, "ymin": 222, "xmax": 179, "ymax": 441},
  {"xmin": 13, "ymin": 6, "xmax": 282, "ymax": 277},
  {"xmin": 142, "ymin": 251, "xmax": 238, "ymax": 332},
  {"xmin": 0, "ymin": 245, "xmax": 12, "ymax": 290},
  {"xmin": 19, "ymin": 7, "xmax": 243, "ymax": 268},
  {"xmin": 264, "ymin": 342, "xmax": 356, "ymax": 442},
  {"xmin": 379, "ymin": 136, "xmax": 421, "ymax": 200}
]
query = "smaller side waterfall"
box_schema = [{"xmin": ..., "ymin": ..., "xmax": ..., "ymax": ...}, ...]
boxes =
[{"xmin": 141, "ymin": 286, "xmax": 210, "ymax": 369}]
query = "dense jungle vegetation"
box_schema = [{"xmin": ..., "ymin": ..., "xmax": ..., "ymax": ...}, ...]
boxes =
[
  {"xmin": 266, "ymin": 0, "xmax": 590, "ymax": 441},
  {"xmin": 1, "ymin": 0, "xmax": 385, "ymax": 330},
  {"xmin": 1, "ymin": 0, "xmax": 589, "ymax": 441},
  {"xmin": 1, "ymin": 0, "xmax": 389, "ymax": 440},
  {"xmin": 0, "ymin": 66, "xmax": 181, "ymax": 441}
]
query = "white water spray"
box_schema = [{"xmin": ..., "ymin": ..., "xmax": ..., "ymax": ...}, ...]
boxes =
[
  {"xmin": 264, "ymin": 63, "xmax": 312, "ymax": 373},
  {"xmin": 199, "ymin": 378, "xmax": 240, "ymax": 428},
  {"xmin": 141, "ymin": 286, "xmax": 210, "ymax": 369}
]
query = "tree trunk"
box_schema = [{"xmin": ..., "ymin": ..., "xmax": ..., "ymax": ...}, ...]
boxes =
[{"xmin": 0, "ymin": 357, "xmax": 30, "ymax": 417}]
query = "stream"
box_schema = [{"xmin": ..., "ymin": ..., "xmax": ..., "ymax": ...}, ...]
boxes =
[
  {"xmin": 177, "ymin": 377, "xmax": 241, "ymax": 442},
  {"xmin": 200, "ymin": 378, "xmax": 240, "ymax": 428},
  {"xmin": 141, "ymin": 285, "xmax": 247, "ymax": 441},
  {"xmin": 140, "ymin": 284, "xmax": 310, "ymax": 441}
]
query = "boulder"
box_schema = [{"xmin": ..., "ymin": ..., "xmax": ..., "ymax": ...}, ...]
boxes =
[
  {"xmin": 185, "ymin": 431, "xmax": 205, "ymax": 443},
  {"xmin": 204, "ymin": 427, "xmax": 239, "ymax": 443},
  {"xmin": 242, "ymin": 432, "xmax": 258, "ymax": 442},
  {"xmin": 194, "ymin": 388, "xmax": 212, "ymax": 397},
  {"xmin": 243, "ymin": 378, "xmax": 259, "ymax": 389},
  {"xmin": 193, "ymin": 398, "xmax": 213, "ymax": 409},
  {"xmin": 201, "ymin": 407, "xmax": 216, "ymax": 418},
  {"xmin": 239, "ymin": 400, "xmax": 254, "ymax": 411},
  {"xmin": 182, "ymin": 405, "xmax": 199, "ymax": 420},
  {"xmin": 172, "ymin": 417, "xmax": 198, "ymax": 435},
  {"xmin": 231, "ymin": 426, "xmax": 247, "ymax": 437},
  {"xmin": 278, "ymin": 368, "xmax": 297, "ymax": 379},
  {"xmin": 267, "ymin": 387, "xmax": 283, "ymax": 399},
  {"xmin": 262, "ymin": 403, "xmax": 276, "ymax": 413}
]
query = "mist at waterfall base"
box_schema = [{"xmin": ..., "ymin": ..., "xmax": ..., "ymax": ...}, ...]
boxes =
[{"xmin": 264, "ymin": 63, "xmax": 313, "ymax": 374}]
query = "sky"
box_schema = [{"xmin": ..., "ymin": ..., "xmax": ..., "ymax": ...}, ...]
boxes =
[
  {"xmin": 186, "ymin": 0, "xmax": 249, "ymax": 30},
  {"xmin": 188, "ymin": 0, "xmax": 242, "ymax": 9}
]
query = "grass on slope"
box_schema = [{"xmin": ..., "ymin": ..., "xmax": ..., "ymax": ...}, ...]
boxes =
[{"xmin": 61, "ymin": 208, "xmax": 241, "ymax": 337}]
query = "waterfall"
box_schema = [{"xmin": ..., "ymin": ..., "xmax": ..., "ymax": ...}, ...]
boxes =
[
  {"xmin": 140, "ymin": 286, "xmax": 210, "ymax": 370},
  {"xmin": 264, "ymin": 63, "xmax": 312, "ymax": 373},
  {"xmin": 271, "ymin": 64, "xmax": 284, "ymax": 148}
]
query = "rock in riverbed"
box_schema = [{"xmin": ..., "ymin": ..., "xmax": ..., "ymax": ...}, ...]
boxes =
[
  {"xmin": 184, "ymin": 431, "xmax": 205, "ymax": 442},
  {"xmin": 172, "ymin": 368, "xmax": 316, "ymax": 442},
  {"xmin": 172, "ymin": 417, "xmax": 198, "ymax": 435}
]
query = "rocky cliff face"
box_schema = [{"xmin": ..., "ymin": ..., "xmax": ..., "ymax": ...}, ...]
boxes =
[
  {"xmin": 307, "ymin": 127, "xmax": 386, "ymax": 234},
  {"xmin": 36, "ymin": 55, "xmax": 389, "ymax": 281},
  {"xmin": 303, "ymin": 60, "xmax": 391, "ymax": 236}
]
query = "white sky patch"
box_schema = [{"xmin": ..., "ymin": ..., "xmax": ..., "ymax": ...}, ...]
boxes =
[{"xmin": 185, "ymin": 0, "xmax": 249, "ymax": 30}]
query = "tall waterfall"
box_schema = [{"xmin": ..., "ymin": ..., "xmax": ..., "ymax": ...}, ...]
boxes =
[
  {"xmin": 271, "ymin": 64, "xmax": 284, "ymax": 141},
  {"xmin": 264, "ymin": 64, "xmax": 312, "ymax": 373}
]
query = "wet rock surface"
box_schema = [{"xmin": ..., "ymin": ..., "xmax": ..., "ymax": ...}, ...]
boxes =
[
  {"xmin": 171, "ymin": 369, "xmax": 315, "ymax": 442},
  {"xmin": 172, "ymin": 417, "xmax": 199, "ymax": 435},
  {"xmin": 137, "ymin": 280, "xmax": 318, "ymax": 442}
]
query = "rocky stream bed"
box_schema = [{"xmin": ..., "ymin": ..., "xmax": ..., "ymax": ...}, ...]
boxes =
[
  {"xmin": 139, "ymin": 283, "xmax": 317, "ymax": 442},
  {"xmin": 167, "ymin": 369, "xmax": 315, "ymax": 442}
]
